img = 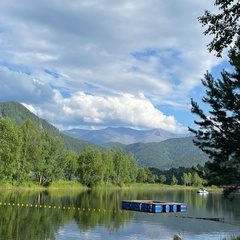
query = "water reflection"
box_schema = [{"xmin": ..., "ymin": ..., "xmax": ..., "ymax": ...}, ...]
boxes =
[{"xmin": 0, "ymin": 189, "xmax": 239, "ymax": 239}]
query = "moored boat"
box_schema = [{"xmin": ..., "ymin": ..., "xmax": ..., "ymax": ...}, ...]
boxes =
[{"xmin": 197, "ymin": 188, "xmax": 208, "ymax": 194}]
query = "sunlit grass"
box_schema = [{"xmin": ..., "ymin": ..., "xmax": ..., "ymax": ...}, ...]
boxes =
[
  {"xmin": 0, "ymin": 180, "xmax": 223, "ymax": 191},
  {"xmin": 0, "ymin": 181, "xmax": 43, "ymax": 189},
  {"xmin": 49, "ymin": 180, "xmax": 86, "ymax": 189}
]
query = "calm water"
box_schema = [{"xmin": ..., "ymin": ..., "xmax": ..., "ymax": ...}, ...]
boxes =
[{"xmin": 0, "ymin": 188, "xmax": 239, "ymax": 240}]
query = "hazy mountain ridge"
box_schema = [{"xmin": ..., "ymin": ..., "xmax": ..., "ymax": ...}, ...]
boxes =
[{"xmin": 62, "ymin": 127, "xmax": 192, "ymax": 144}]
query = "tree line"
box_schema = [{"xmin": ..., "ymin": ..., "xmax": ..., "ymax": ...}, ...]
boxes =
[
  {"xmin": 0, "ymin": 118, "xmax": 138, "ymax": 187},
  {"xmin": 0, "ymin": 117, "xmax": 207, "ymax": 188}
]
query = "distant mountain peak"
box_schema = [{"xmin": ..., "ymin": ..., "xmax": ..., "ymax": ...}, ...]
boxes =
[{"xmin": 62, "ymin": 127, "xmax": 191, "ymax": 144}]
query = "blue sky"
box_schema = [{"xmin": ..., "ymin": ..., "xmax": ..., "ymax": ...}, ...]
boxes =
[{"xmin": 0, "ymin": 0, "xmax": 231, "ymax": 133}]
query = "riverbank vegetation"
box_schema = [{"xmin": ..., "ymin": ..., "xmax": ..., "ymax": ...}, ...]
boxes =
[{"xmin": 0, "ymin": 117, "xmax": 212, "ymax": 189}]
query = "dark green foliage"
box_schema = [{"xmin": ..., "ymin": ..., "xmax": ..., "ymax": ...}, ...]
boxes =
[
  {"xmin": 199, "ymin": 0, "xmax": 240, "ymax": 57},
  {"xmin": 76, "ymin": 147, "xmax": 138, "ymax": 187},
  {"xmin": 64, "ymin": 150, "xmax": 79, "ymax": 180},
  {"xmin": 76, "ymin": 147, "xmax": 105, "ymax": 187},
  {"xmin": 0, "ymin": 101, "xmax": 102, "ymax": 154},
  {"xmin": 0, "ymin": 102, "xmax": 140, "ymax": 187},
  {"xmin": 0, "ymin": 101, "xmax": 210, "ymax": 171},
  {"xmin": 136, "ymin": 167, "xmax": 156, "ymax": 183},
  {"xmin": 171, "ymin": 175, "xmax": 178, "ymax": 185},
  {"xmin": 189, "ymin": 38, "xmax": 240, "ymax": 194},
  {"xmin": 149, "ymin": 166, "xmax": 205, "ymax": 186},
  {"xmin": 111, "ymin": 148, "xmax": 138, "ymax": 185},
  {"xmin": 121, "ymin": 137, "xmax": 210, "ymax": 170},
  {"xmin": 0, "ymin": 117, "xmax": 139, "ymax": 187},
  {"xmin": 0, "ymin": 100, "xmax": 210, "ymax": 187},
  {"xmin": 0, "ymin": 117, "xmax": 22, "ymax": 184},
  {"xmin": 136, "ymin": 168, "xmax": 148, "ymax": 183}
]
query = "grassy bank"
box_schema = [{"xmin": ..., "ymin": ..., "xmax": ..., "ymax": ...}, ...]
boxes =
[
  {"xmin": 128, "ymin": 183, "xmax": 222, "ymax": 191},
  {"xmin": 0, "ymin": 180, "xmax": 87, "ymax": 190},
  {"xmin": 0, "ymin": 180, "xmax": 222, "ymax": 192}
]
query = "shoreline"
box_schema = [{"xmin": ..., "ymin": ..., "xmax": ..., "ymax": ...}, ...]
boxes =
[{"xmin": 0, "ymin": 182, "xmax": 222, "ymax": 192}]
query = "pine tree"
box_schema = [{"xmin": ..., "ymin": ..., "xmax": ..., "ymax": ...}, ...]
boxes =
[
  {"xmin": 189, "ymin": 38, "xmax": 240, "ymax": 195},
  {"xmin": 199, "ymin": 0, "xmax": 240, "ymax": 57}
]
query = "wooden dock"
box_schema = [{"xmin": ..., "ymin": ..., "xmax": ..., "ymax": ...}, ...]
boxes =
[{"xmin": 121, "ymin": 200, "xmax": 187, "ymax": 213}]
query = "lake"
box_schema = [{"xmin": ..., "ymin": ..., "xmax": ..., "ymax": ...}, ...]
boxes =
[{"xmin": 0, "ymin": 188, "xmax": 239, "ymax": 240}]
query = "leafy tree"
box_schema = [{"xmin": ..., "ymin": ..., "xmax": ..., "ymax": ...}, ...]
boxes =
[
  {"xmin": 171, "ymin": 175, "xmax": 178, "ymax": 186},
  {"xmin": 102, "ymin": 150, "xmax": 115, "ymax": 184},
  {"xmin": 181, "ymin": 172, "xmax": 190, "ymax": 186},
  {"xmin": 199, "ymin": 0, "xmax": 240, "ymax": 57},
  {"xmin": 127, "ymin": 154, "xmax": 138, "ymax": 183},
  {"xmin": 112, "ymin": 148, "xmax": 129, "ymax": 185},
  {"xmin": 192, "ymin": 172, "xmax": 203, "ymax": 187},
  {"xmin": 136, "ymin": 168, "xmax": 148, "ymax": 183},
  {"xmin": 77, "ymin": 147, "xmax": 105, "ymax": 187},
  {"xmin": 64, "ymin": 150, "xmax": 79, "ymax": 180},
  {"xmin": 189, "ymin": 39, "xmax": 240, "ymax": 194},
  {"xmin": 159, "ymin": 175, "xmax": 167, "ymax": 184},
  {"xmin": 136, "ymin": 167, "xmax": 156, "ymax": 183},
  {"xmin": 0, "ymin": 118, "xmax": 23, "ymax": 184},
  {"xmin": 20, "ymin": 119, "xmax": 40, "ymax": 183},
  {"xmin": 187, "ymin": 172, "xmax": 192, "ymax": 186},
  {"xmin": 32, "ymin": 132, "xmax": 65, "ymax": 185}
]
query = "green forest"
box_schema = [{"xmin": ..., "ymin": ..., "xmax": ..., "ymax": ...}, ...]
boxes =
[
  {"xmin": 0, "ymin": 101, "xmax": 210, "ymax": 171},
  {"xmin": 0, "ymin": 117, "xmax": 205, "ymax": 188}
]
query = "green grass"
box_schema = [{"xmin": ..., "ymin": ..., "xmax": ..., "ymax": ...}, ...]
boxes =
[
  {"xmin": 0, "ymin": 180, "xmax": 86, "ymax": 190},
  {"xmin": 128, "ymin": 183, "xmax": 222, "ymax": 190},
  {"xmin": 49, "ymin": 180, "xmax": 87, "ymax": 189},
  {"xmin": 0, "ymin": 181, "xmax": 44, "ymax": 189},
  {"xmin": 0, "ymin": 180, "xmax": 223, "ymax": 191}
]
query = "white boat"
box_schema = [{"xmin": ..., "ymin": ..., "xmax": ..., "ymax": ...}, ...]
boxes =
[{"xmin": 197, "ymin": 188, "xmax": 208, "ymax": 194}]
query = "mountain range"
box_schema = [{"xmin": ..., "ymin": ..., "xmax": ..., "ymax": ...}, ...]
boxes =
[
  {"xmin": 0, "ymin": 101, "xmax": 209, "ymax": 170},
  {"xmin": 62, "ymin": 127, "xmax": 192, "ymax": 144}
]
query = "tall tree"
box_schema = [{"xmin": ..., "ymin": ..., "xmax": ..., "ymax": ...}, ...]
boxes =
[
  {"xmin": 171, "ymin": 175, "xmax": 178, "ymax": 186},
  {"xmin": 136, "ymin": 168, "xmax": 148, "ymax": 183},
  {"xmin": 0, "ymin": 118, "xmax": 22, "ymax": 184},
  {"xmin": 32, "ymin": 132, "xmax": 65, "ymax": 185},
  {"xmin": 77, "ymin": 147, "xmax": 104, "ymax": 187},
  {"xmin": 159, "ymin": 175, "xmax": 167, "ymax": 184},
  {"xmin": 112, "ymin": 148, "xmax": 138, "ymax": 185},
  {"xmin": 102, "ymin": 150, "xmax": 115, "ymax": 184},
  {"xmin": 112, "ymin": 148, "xmax": 128, "ymax": 185},
  {"xmin": 189, "ymin": 38, "xmax": 240, "ymax": 195},
  {"xmin": 181, "ymin": 172, "xmax": 190, "ymax": 186},
  {"xmin": 20, "ymin": 119, "xmax": 40, "ymax": 183},
  {"xmin": 199, "ymin": 0, "xmax": 240, "ymax": 57},
  {"xmin": 127, "ymin": 154, "xmax": 138, "ymax": 183},
  {"xmin": 64, "ymin": 150, "xmax": 79, "ymax": 181},
  {"xmin": 192, "ymin": 172, "xmax": 203, "ymax": 187}
]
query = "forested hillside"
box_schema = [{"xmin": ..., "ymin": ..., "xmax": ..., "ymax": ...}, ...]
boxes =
[
  {"xmin": 104, "ymin": 137, "xmax": 210, "ymax": 170},
  {"xmin": 0, "ymin": 101, "xmax": 101, "ymax": 153}
]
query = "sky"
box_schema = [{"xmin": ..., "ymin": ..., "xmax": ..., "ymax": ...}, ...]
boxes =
[{"xmin": 0, "ymin": 0, "xmax": 230, "ymax": 133}]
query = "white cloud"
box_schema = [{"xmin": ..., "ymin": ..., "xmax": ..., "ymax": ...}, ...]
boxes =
[
  {"xmin": 0, "ymin": 0, "xmax": 226, "ymax": 132},
  {"xmin": 32, "ymin": 91, "xmax": 186, "ymax": 132}
]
